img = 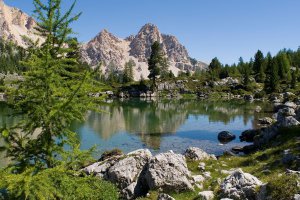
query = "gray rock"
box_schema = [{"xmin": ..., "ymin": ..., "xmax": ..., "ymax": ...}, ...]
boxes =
[
  {"xmin": 184, "ymin": 147, "xmax": 216, "ymax": 161},
  {"xmin": 294, "ymin": 194, "xmax": 300, "ymax": 200},
  {"xmin": 198, "ymin": 191, "xmax": 214, "ymax": 200},
  {"xmin": 278, "ymin": 116, "xmax": 300, "ymax": 127},
  {"xmin": 0, "ymin": 93, "xmax": 6, "ymax": 102},
  {"xmin": 218, "ymin": 131, "xmax": 236, "ymax": 144},
  {"xmin": 255, "ymin": 106, "xmax": 262, "ymax": 113},
  {"xmin": 84, "ymin": 149, "xmax": 152, "ymax": 199},
  {"xmin": 192, "ymin": 175, "xmax": 205, "ymax": 183},
  {"xmin": 278, "ymin": 107, "xmax": 296, "ymax": 117},
  {"xmin": 198, "ymin": 162, "xmax": 206, "ymax": 171},
  {"xmin": 107, "ymin": 149, "xmax": 151, "ymax": 189},
  {"xmin": 157, "ymin": 193, "xmax": 175, "ymax": 200},
  {"xmin": 220, "ymin": 169, "xmax": 263, "ymax": 200},
  {"xmin": 258, "ymin": 117, "xmax": 273, "ymax": 125},
  {"xmin": 284, "ymin": 101, "xmax": 298, "ymax": 109},
  {"xmin": 240, "ymin": 129, "xmax": 260, "ymax": 142},
  {"xmin": 145, "ymin": 151, "xmax": 194, "ymax": 192}
]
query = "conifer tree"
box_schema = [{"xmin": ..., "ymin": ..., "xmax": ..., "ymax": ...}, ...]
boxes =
[
  {"xmin": 253, "ymin": 50, "xmax": 265, "ymax": 82},
  {"xmin": 1, "ymin": 0, "xmax": 96, "ymax": 170},
  {"xmin": 148, "ymin": 41, "xmax": 164, "ymax": 90},
  {"xmin": 208, "ymin": 57, "xmax": 222, "ymax": 81},
  {"xmin": 265, "ymin": 54, "xmax": 280, "ymax": 93}
]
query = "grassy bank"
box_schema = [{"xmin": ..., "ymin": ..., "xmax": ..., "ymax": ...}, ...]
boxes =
[{"xmin": 139, "ymin": 126, "xmax": 300, "ymax": 200}]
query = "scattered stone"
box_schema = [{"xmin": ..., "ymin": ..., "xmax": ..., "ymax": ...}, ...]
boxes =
[
  {"xmin": 198, "ymin": 191, "xmax": 214, "ymax": 200},
  {"xmin": 198, "ymin": 162, "xmax": 206, "ymax": 171},
  {"xmin": 220, "ymin": 169, "xmax": 263, "ymax": 200},
  {"xmin": 145, "ymin": 151, "xmax": 194, "ymax": 192},
  {"xmin": 203, "ymin": 172, "xmax": 211, "ymax": 179},
  {"xmin": 218, "ymin": 131, "xmax": 236, "ymax": 144},
  {"xmin": 284, "ymin": 101, "xmax": 298, "ymax": 109},
  {"xmin": 255, "ymin": 106, "xmax": 262, "ymax": 113},
  {"xmin": 157, "ymin": 193, "xmax": 175, "ymax": 200},
  {"xmin": 192, "ymin": 175, "xmax": 205, "ymax": 183},
  {"xmin": 258, "ymin": 117, "xmax": 273, "ymax": 125},
  {"xmin": 184, "ymin": 147, "xmax": 216, "ymax": 161}
]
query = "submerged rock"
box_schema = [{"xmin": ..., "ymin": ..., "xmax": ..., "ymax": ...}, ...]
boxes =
[
  {"xmin": 240, "ymin": 129, "xmax": 260, "ymax": 142},
  {"xmin": 218, "ymin": 131, "xmax": 236, "ymax": 144},
  {"xmin": 220, "ymin": 169, "xmax": 263, "ymax": 200},
  {"xmin": 145, "ymin": 150, "xmax": 194, "ymax": 192},
  {"xmin": 184, "ymin": 147, "xmax": 216, "ymax": 161}
]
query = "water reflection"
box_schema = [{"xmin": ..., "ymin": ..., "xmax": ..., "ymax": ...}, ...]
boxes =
[
  {"xmin": 73, "ymin": 99, "xmax": 271, "ymax": 151},
  {"xmin": 0, "ymin": 99, "xmax": 272, "ymax": 165}
]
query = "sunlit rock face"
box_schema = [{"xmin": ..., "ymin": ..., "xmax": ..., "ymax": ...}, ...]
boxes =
[
  {"xmin": 80, "ymin": 23, "xmax": 208, "ymax": 80},
  {"xmin": 0, "ymin": 0, "xmax": 42, "ymax": 47}
]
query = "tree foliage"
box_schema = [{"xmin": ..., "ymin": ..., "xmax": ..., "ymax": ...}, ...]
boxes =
[
  {"xmin": 148, "ymin": 41, "xmax": 164, "ymax": 90},
  {"xmin": 0, "ymin": 0, "xmax": 96, "ymax": 171}
]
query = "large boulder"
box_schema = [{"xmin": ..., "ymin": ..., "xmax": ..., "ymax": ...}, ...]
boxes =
[
  {"xmin": 220, "ymin": 169, "xmax": 263, "ymax": 200},
  {"xmin": 84, "ymin": 149, "xmax": 152, "ymax": 199},
  {"xmin": 184, "ymin": 147, "xmax": 216, "ymax": 161},
  {"xmin": 240, "ymin": 129, "xmax": 260, "ymax": 142},
  {"xmin": 145, "ymin": 151, "xmax": 194, "ymax": 192},
  {"xmin": 218, "ymin": 131, "xmax": 236, "ymax": 144}
]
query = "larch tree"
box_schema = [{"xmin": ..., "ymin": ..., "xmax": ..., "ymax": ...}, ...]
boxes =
[{"xmin": 1, "ymin": 0, "xmax": 96, "ymax": 171}]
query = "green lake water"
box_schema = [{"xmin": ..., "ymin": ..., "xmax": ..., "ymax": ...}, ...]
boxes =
[{"xmin": 0, "ymin": 99, "xmax": 272, "ymax": 167}]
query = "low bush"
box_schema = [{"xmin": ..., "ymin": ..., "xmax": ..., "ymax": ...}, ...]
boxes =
[
  {"xmin": 266, "ymin": 174, "xmax": 299, "ymax": 200},
  {"xmin": 0, "ymin": 167, "xmax": 119, "ymax": 200}
]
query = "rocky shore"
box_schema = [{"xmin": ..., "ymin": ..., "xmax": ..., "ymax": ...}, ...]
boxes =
[{"xmin": 83, "ymin": 145, "xmax": 299, "ymax": 200}]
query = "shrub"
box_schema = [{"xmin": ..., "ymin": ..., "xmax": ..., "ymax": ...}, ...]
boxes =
[
  {"xmin": 0, "ymin": 167, "xmax": 119, "ymax": 200},
  {"xmin": 267, "ymin": 174, "xmax": 299, "ymax": 200}
]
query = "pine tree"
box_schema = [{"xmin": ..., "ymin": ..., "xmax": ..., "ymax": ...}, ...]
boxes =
[
  {"xmin": 277, "ymin": 52, "xmax": 291, "ymax": 82},
  {"xmin": 265, "ymin": 54, "xmax": 279, "ymax": 93},
  {"xmin": 1, "ymin": 0, "xmax": 96, "ymax": 170},
  {"xmin": 123, "ymin": 59, "xmax": 135, "ymax": 83},
  {"xmin": 238, "ymin": 57, "xmax": 251, "ymax": 88},
  {"xmin": 253, "ymin": 50, "xmax": 265, "ymax": 82},
  {"xmin": 148, "ymin": 41, "xmax": 164, "ymax": 90},
  {"xmin": 208, "ymin": 57, "xmax": 222, "ymax": 81}
]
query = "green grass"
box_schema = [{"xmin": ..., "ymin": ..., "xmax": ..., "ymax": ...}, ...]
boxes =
[{"xmin": 139, "ymin": 126, "xmax": 300, "ymax": 200}]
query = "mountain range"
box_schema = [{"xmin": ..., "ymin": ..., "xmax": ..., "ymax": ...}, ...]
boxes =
[{"xmin": 0, "ymin": 0, "xmax": 207, "ymax": 80}]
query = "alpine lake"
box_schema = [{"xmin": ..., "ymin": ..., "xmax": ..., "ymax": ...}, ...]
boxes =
[{"xmin": 0, "ymin": 99, "xmax": 273, "ymax": 167}]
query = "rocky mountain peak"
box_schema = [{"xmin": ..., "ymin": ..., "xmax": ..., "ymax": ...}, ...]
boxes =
[
  {"xmin": 81, "ymin": 23, "xmax": 208, "ymax": 80},
  {"xmin": 129, "ymin": 23, "xmax": 165, "ymax": 62},
  {"xmin": 0, "ymin": 0, "xmax": 41, "ymax": 47}
]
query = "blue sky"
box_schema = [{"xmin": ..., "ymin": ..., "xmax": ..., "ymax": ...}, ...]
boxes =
[{"xmin": 5, "ymin": 0, "xmax": 300, "ymax": 64}]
